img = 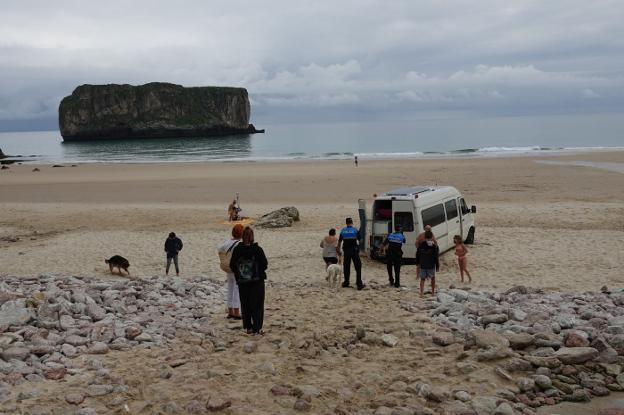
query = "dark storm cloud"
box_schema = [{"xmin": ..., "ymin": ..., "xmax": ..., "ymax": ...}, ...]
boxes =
[{"xmin": 0, "ymin": 0, "xmax": 623, "ymax": 129}]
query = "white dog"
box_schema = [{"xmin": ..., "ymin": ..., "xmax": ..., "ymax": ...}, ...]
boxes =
[{"xmin": 326, "ymin": 263, "xmax": 342, "ymax": 287}]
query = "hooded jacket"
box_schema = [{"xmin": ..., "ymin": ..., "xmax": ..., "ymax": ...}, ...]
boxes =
[
  {"xmin": 416, "ymin": 240, "xmax": 440, "ymax": 270},
  {"xmin": 229, "ymin": 242, "xmax": 268, "ymax": 284}
]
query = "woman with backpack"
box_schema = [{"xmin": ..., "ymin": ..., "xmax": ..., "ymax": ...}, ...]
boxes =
[
  {"xmin": 218, "ymin": 224, "xmax": 244, "ymax": 320},
  {"xmin": 230, "ymin": 226, "xmax": 268, "ymax": 335}
]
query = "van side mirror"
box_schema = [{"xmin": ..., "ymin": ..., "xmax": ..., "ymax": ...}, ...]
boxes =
[{"xmin": 471, "ymin": 205, "xmax": 477, "ymax": 214}]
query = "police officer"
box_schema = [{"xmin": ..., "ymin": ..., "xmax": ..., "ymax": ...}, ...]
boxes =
[
  {"xmin": 338, "ymin": 217, "xmax": 365, "ymax": 290},
  {"xmin": 383, "ymin": 225, "xmax": 406, "ymax": 287}
]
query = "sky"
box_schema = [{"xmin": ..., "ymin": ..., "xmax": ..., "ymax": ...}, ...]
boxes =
[{"xmin": 1, "ymin": 0, "xmax": 623, "ymax": 131}]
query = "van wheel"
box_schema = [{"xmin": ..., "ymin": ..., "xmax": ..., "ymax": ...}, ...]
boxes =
[{"xmin": 465, "ymin": 227, "xmax": 475, "ymax": 245}]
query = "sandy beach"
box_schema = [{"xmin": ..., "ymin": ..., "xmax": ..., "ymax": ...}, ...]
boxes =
[{"xmin": 1, "ymin": 151, "xmax": 624, "ymax": 414}]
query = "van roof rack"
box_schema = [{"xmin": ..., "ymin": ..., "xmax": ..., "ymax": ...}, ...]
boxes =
[{"xmin": 384, "ymin": 186, "xmax": 433, "ymax": 196}]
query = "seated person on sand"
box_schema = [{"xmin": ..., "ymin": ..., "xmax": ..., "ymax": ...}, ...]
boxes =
[{"xmin": 228, "ymin": 200, "xmax": 239, "ymax": 221}]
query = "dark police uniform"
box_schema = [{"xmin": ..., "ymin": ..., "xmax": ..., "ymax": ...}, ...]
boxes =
[
  {"xmin": 339, "ymin": 225, "xmax": 363, "ymax": 288},
  {"xmin": 384, "ymin": 231, "xmax": 406, "ymax": 287}
]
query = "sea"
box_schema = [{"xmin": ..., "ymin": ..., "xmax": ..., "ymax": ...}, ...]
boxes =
[{"xmin": 1, "ymin": 113, "xmax": 623, "ymax": 164}]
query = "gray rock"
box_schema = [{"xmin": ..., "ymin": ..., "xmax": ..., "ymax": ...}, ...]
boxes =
[
  {"xmin": 432, "ymin": 332, "xmax": 455, "ymax": 346},
  {"xmin": 470, "ymin": 396, "xmax": 498, "ymax": 415},
  {"xmin": 65, "ymin": 392, "xmax": 85, "ymax": 405},
  {"xmin": 0, "ymin": 300, "xmax": 34, "ymax": 326},
  {"xmin": 75, "ymin": 409, "xmax": 97, "ymax": 415},
  {"xmin": 471, "ymin": 329, "xmax": 510, "ymax": 349},
  {"xmin": 1, "ymin": 346, "xmax": 30, "ymax": 361},
  {"xmin": 437, "ymin": 292, "xmax": 456, "ymax": 304},
  {"xmin": 65, "ymin": 335, "xmax": 89, "ymax": 346},
  {"xmin": 454, "ymin": 390, "xmax": 471, "ymax": 402},
  {"xmin": 86, "ymin": 384, "xmax": 114, "ymax": 397},
  {"xmin": 135, "ymin": 332, "xmax": 153, "ymax": 342},
  {"xmin": 517, "ymin": 377, "xmax": 535, "ymax": 392},
  {"xmin": 257, "ymin": 207, "xmax": 300, "ymax": 228},
  {"xmin": 554, "ymin": 347, "xmax": 599, "ymax": 364},
  {"xmin": 533, "ymin": 374, "xmax": 553, "ymax": 390},
  {"xmin": 381, "ymin": 334, "xmax": 399, "ymax": 347},
  {"xmin": 59, "ymin": 314, "xmax": 76, "ymax": 330},
  {"xmin": 88, "ymin": 342, "xmax": 109, "ymax": 354},
  {"xmin": 243, "ymin": 342, "xmax": 257, "ymax": 354},
  {"xmin": 505, "ymin": 333, "xmax": 534, "ymax": 350},
  {"xmin": 493, "ymin": 402, "xmax": 515, "ymax": 415},
  {"xmin": 481, "ymin": 314, "xmax": 508, "ymax": 325},
  {"xmin": 85, "ymin": 303, "xmax": 106, "ymax": 321}
]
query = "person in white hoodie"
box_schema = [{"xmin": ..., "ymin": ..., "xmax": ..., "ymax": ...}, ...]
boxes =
[{"xmin": 218, "ymin": 224, "xmax": 244, "ymax": 320}]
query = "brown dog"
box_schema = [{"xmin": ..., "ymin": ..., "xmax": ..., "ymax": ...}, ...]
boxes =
[{"xmin": 105, "ymin": 255, "xmax": 130, "ymax": 275}]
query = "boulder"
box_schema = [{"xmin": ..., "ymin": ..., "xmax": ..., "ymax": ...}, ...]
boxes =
[
  {"xmin": 0, "ymin": 300, "xmax": 34, "ymax": 327},
  {"xmin": 256, "ymin": 207, "xmax": 301, "ymax": 228},
  {"xmin": 504, "ymin": 333, "xmax": 534, "ymax": 350},
  {"xmin": 471, "ymin": 329, "xmax": 510, "ymax": 349},
  {"xmin": 554, "ymin": 347, "xmax": 599, "ymax": 364}
]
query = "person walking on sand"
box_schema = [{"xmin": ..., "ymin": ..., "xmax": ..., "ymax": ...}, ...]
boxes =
[
  {"xmin": 230, "ymin": 227, "xmax": 268, "ymax": 335},
  {"xmin": 338, "ymin": 218, "xmax": 365, "ymax": 290},
  {"xmin": 320, "ymin": 228, "xmax": 341, "ymax": 268},
  {"xmin": 218, "ymin": 224, "xmax": 244, "ymax": 320},
  {"xmin": 382, "ymin": 225, "xmax": 406, "ymax": 288},
  {"xmin": 354, "ymin": 155, "xmax": 358, "ymax": 167},
  {"xmin": 453, "ymin": 235, "xmax": 472, "ymax": 283},
  {"xmin": 416, "ymin": 230, "xmax": 439, "ymax": 298},
  {"xmin": 164, "ymin": 232, "xmax": 183, "ymax": 276}
]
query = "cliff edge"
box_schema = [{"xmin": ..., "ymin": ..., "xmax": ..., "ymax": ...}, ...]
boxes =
[{"xmin": 59, "ymin": 83, "xmax": 262, "ymax": 140}]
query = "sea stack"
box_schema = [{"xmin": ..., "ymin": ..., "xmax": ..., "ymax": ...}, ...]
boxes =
[{"xmin": 58, "ymin": 82, "xmax": 263, "ymax": 141}]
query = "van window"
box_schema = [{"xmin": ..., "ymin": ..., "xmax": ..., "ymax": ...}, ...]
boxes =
[
  {"xmin": 421, "ymin": 204, "xmax": 446, "ymax": 227},
  {"xmin": 374, "ymin": 200, "xmax": 392, "ymax": 220},
  {"xmin": 394, "ymin": 212, "xmax": 414, "ymax": 232},
  {"xmin": 445, "ymin": 199, "xmax": 458, "ymax": 220},
  {"xmin": 460, "ymin": 198, "xmax": 470, "ymax": 215}
]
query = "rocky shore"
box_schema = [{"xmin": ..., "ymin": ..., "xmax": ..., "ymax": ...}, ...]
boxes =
[
  {"xmin": 0, "ymin": 274, "xmax": 225, "ymax": 410},
  {"xmin": 394, "ymin": 285, "xmax": 624, "ymax": 414},
  {"xmin": 2, "ymin": 273, "xmax": 624, "ymax": 414}
]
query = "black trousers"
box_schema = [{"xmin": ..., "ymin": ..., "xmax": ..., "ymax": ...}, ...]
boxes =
[
  {"xmin": 387, "ymin": 253, "xmax": 402, "ymax": 286},
  {"xmin": 238, "ymin": 280, "xmax": 265, "ymax": 332},
  {"xmin": 343, "ymin": 249, "xmax": 363, "ymax": 287},
  {"xmin": 166, "ymin": 255, "xmax": 179, "ymax": 274}
]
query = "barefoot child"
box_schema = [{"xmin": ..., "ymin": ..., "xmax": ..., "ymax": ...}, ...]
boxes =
[
  {"xmin": 416, "ymin": 230, "xmax": 439, "ymax": 298},
  {"xmin": 453, "ymin": 235, "xmax": 472, "ymax": 283}
]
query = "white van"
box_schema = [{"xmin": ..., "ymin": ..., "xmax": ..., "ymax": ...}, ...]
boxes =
[{"xmin": 360, "ymin": 186, "xmax": 476, "ymax": 261}]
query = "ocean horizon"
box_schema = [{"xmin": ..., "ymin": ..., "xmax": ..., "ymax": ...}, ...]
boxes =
[{"xmin": 1, "ymin": 113, "xmax": 623, "ymax": 164}]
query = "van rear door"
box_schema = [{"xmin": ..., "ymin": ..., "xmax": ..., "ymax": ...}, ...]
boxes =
[{"xmin": 392, "ymin": 200, "xmax": 417, "ymax": 258}]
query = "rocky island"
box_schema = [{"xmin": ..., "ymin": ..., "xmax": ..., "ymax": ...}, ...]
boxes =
[{"xmin": 58, "ymin": 83, "xmax": 263, "ymax": 141}]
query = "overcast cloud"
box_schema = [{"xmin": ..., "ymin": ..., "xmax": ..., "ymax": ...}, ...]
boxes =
[{"xmin": 1, "ymin": 0, "xmax": 623, "ymax": 130}]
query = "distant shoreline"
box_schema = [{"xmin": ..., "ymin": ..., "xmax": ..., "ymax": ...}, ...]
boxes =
[{"xmin": 2, "ymin": 146, "xmax": 624, "ymax": 165}]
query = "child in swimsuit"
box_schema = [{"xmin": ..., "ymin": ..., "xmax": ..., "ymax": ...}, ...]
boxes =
[{"xmin": 453, "ymin": 235, "xmax": 472, "ymax": 283}]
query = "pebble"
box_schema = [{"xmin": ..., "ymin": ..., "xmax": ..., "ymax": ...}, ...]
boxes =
[
  {"xmin": 381, "ymin": 334, "xmax": 399, "ymax": 347},
  {"xmin": 243, "ymin": 342, "xmax": 257, "ymax": 354},
  {"xmin": 65, "ymin": 392, "xmax": 85, "ymax": 405}
]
